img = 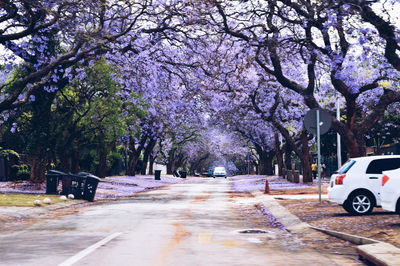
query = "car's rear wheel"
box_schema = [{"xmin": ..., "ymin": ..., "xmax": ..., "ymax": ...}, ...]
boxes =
[
  {"xmin": 342, "ymin": 200, "xmax": 352, "ymax": 213},
  {"xmin": 345, "ymin": 192, "xmax": 374, "ymax": 215},
  {"xmin": 396, "ymin": 199, "xmax": 400, "ymax": 215}
]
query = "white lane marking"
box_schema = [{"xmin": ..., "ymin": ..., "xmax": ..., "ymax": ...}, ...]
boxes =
[{"xmin": 58, "ymin": 232, "xmax": 122, "ymax": 266}]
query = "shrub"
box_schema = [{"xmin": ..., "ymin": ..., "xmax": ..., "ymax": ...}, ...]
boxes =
[
  {"xmin": 0, "ymin": 149, "xmax": 20, "ymax": 161},
  {"xmin": 11, "ymin": 164, "xmax": 31, "ymax": 181}
]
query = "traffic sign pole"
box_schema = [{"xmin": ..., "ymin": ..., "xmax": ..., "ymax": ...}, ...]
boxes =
[
  {"xmin": 303, "ymin": 108, "xmax": 332, "ymax": 203},
  {"xmin": 336, "ymin": 99, "xmax": 342, "ymax": 169},
  {"xmin": 317, "ymin": 109, "xmax": 322, "ymax": 203}
]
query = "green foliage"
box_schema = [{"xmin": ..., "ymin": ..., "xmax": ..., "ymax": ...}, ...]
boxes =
[
  {"xmin": 107, "ymin": 150, "xmax": 124, "ymax": 175},
  {"xmin": 79, "ymin": 149, "xmax": 98, "ymax": 174},
  {"xmin": 365, "ymin": 110, "xmax": 400, "ymax": 148},
  {"xmin": 1, "ymin": 58, "xmax": 148, "ymax": 177},
  {"xmin": 0, "ymin": 148, "xmax": 20, "ymax": 160},
  {"xmin": 11, "ymin": 164, "xmax": 30, "ymax": 180}
]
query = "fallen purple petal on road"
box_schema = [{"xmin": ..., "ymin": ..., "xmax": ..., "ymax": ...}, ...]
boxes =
[
  {"xmin": 256, "ymin": 204, "xmax": 287, "ymax": 231},
  {"xmin": 231, "ymin": 175, "xmax": 313, "ymax": 193}
]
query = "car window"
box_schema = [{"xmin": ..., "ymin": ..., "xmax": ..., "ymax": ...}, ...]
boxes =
[
  {"xmin": 337, "ymin": 160, "xmax": 356, "ymax": 174},
  {"xmin": 366, "ymin": 158, "xmax": 400, "ymax": 174}
]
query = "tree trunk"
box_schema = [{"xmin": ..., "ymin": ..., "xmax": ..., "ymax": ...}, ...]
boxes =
[
  {"xmin": 58, "ymin": 156, "xmax": 71, "ymax": 173},
  {"xmin": 148, "ymin": 155, "xmax": 155, "ymax": 175},
  {"xmin": 28, "ymin": 91, "xmax": 56, "ymax": 183},
  {"xmin": 332, "ymin": 116, "xmax": 368, "ymax": 158},
  {"xmin": 254, "ymin": 143, "xmax": 272, "ymax": 175},
  {"xmin": 345, "ymin": 135, "xmax": 367, "ymax": 158},
  {"xmin": 98, "ymin": 146, "xmax": 107, "ymax": 178},
  {"xmin": 167, "ymin": 160, "xmax": 176, "ymax": 175},
  {"xmin": 127, "ymin": 135, "xmax": 147, "ymax": 176},
  {"xmin": 274, "ymin": 133, "xmax": 284, "ymax": 176},
  {"xmin": 127, "ymin": 156, "xmax": 138, "ymax": 176},
  {"xmin": 71, "ymin": 149, "xmax": 80, "ymax": 174},
  {"xmin": 300, "ymin": 131, "xmax": 313, "ymax": 183},
  {"xmin": 258, "ymin": 151, "xmax": 274, "ymax": 175},
  {"xmin": 30, "ymin": 156, "xmax": 47, "ymax": 183},
  {"xmin": 141, "ymin": 139, "xmax": 156, "ymax": 175},
  {"xmin": 167, "ymin": 149, "xmax": 177, "ymax": 175},
  {"xmin": 265, "ymin": 152, "xmax": 274, "ymax": 175},
  {"xmin": 97, "ymin": 132, "xmax": 108, "ymax": 178},
  {"xmin": 284, "ymin": 145, "xmax": 292, "ymax": 170}
]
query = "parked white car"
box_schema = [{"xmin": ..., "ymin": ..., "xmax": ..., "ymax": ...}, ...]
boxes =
[
  {"xmin": 213, "ymin": 167, "xmax": 227, "ymax": 178},
  {"xmin": 328, "ymin": 155, "xmax": 400, "ymax": 215},
  {"xmin": 381, "ymin": 168, "xmax": 400, "ymax": 213}
]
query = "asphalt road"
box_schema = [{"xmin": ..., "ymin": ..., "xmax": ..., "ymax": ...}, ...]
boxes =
[{"xmin": 0, "ymin": 178, "xmax": 355, "ymax": 265}]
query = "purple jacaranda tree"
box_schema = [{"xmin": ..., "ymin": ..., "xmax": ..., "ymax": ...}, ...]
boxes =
[
  {"xmin": 0, "ymin": 0, "xmax": 193, "ymax": 181},
  {"xmin": 202, "ymin": 0, "xmax": 400, "ymax": 158},
  {"xmin": 180, "ymin": 34, "xmax": 315, "ymax": 180},
  {"xmin": 112, "ymin": 45, "xmax": 208, "ymax": 175},
  {"xmin": 182, "ymin": 129, "xmax": 249, "ymax": 175},
  {"xmin": 0, "ymin": 0, "xmax": 185, "ymax": 112}
]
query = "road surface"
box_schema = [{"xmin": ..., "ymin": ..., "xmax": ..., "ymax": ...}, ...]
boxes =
[{"xmin": 0, "ymin": 178, "xmax": 359, "ymax": 265}]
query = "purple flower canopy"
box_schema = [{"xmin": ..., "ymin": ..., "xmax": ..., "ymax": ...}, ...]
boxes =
[{"xmin": 0, "ymin": 0, "xmax": 399, "ymax": 177}]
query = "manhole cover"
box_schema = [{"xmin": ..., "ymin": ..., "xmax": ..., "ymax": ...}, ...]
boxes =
[{"xmin": 238, "ymin": 229, "xmax": 269, "ymax": 234}]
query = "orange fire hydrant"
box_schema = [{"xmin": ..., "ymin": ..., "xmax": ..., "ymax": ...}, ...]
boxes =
[{"xmin": 264, "ymin": 180, "xmax": 270, "ymax": 194}]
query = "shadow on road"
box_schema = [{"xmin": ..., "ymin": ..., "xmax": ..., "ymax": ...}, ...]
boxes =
[{"xmin": 332, "ymin": 211, "xmax": 398, "ymax": 217}]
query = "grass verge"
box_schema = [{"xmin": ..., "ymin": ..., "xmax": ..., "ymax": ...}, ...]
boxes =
[{"xmin": 0, "ymin": 193, "xmax": 63, "ymax": 207}]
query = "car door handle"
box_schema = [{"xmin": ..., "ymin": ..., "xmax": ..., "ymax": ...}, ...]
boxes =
[{"xmin": 369, "ymin": 176, "xmax": 379, "ymax": 179}]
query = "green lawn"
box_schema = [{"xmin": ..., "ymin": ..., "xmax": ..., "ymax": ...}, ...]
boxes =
[{"xmin": 0, "ymin": 193, "xmax": 64, "ymax": 207}]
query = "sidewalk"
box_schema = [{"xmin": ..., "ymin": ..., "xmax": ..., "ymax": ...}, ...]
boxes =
[
  {"xmin": 273, "ymin": 194, "xmax": 328, "ymax": 200},
  {"xmin": 252, "ymin": 191, "xmax": 400, "ymax": 266}
]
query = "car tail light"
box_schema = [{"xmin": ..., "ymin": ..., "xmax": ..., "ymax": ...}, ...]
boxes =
[
  {"xmin": 335, "ymin": 174, "xmax": 346, "ymax": 185},
  {"xmin": 382, "ymin": 175, "xmax": 390, "ymax": 186}
]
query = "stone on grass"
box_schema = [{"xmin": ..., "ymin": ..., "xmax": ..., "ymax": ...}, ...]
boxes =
[
  {"xmin": 43, "ymin": 198, "xmax": 52, "ymax": 204},
  {"xmin": 59, "ymin": 195, "xmax": 67, "ymax": 201},
  {"xmin": 67, "ymin": 194, "xmax": 74, "ymax": 199},
  {"xmin": 34, "ymin": 200, "xmax": 41, "ymax": 206}
]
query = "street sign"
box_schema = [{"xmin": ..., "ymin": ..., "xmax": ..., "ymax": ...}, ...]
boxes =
[
  {"xmin": 304, "ymin": 108, "xmax": 332, "ymax": 135},
  {"xmin": 303, "ymin": 108, "xmax": 332, "ymax": 203}
]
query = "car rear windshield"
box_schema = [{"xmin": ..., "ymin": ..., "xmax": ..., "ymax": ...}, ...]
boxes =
[
  {"xmin": 366, "ymin": 158, "xmax": 400, "ymax": 174},
  {"xmin": 337, "ymin": 160, "xmax": 356, "ymax": 174}
]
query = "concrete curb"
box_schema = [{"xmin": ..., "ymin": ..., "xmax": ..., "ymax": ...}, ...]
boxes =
[
  {"xmin": 251, "ymin": 191, "xmax": 400, "ymax": 266},
  {"xmin": 311, "ymin": 227, "xmax": 400, "ymax": 266},
  {"xmin": 252, "ymin": 193, "xmax": 309, "ymax": 233},
  {"xmin": 310, "ymin": 227, "xmax": 400, "ymax": 265},
  {"xmin": 310, "ymin": 226, "xmax": 379, "ymax": 245},
  {"xmin": 357, "ymin": 242, "xmax": 400, "ymax": 266}
]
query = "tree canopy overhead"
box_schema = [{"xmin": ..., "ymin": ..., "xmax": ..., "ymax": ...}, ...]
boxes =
[{"xmin": 1, "ymin": 0, "xmax": 399, "ymax": 181}]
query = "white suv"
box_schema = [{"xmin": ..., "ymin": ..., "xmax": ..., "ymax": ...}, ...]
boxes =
[
  {"xmin": 381, "ymin": 168, "xmax": 400, "ymax": 213},
  {"xmin": 328, "ymin": 155, "xmax": 400, "ymax": 215}
]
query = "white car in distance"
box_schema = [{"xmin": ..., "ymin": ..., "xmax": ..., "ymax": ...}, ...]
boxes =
[
  {"xmin": 328, "ymin": 155, "xmax": 400, "ymax": 215},
  {"xmin": 381, "ymin": 168, "xmax": 400, "ymax": 214},
  {"xmin": 213, "ymin": 167, "xmax": 227, "ymax": 178}
]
